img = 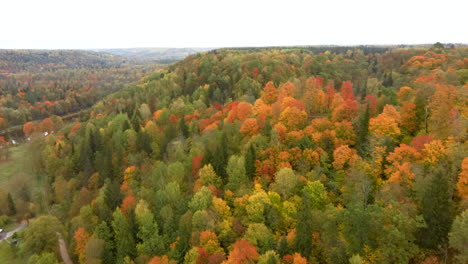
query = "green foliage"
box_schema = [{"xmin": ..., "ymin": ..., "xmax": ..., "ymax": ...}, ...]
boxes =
[
  {"xmin": 21, "ymin": 215, "xmax": 65, "ymax": 258},
  {"xmin": 189, "ymin": 187, "xmax": 213, "ymax": 212},
  {"xmin": 11, "ymin": 46, "xmax": 468, "ymax": 264},
  {"xmin": 418, "ymin": 168, "xmax": 453, "ymax": 249},
  {"xmin": 112, "ymin": 208, "xmax": 136, "ymax": 263},
  {"xmin": 27, "ymin": 252, "xmax": 59, "ymax": 264},
  {"xmin": 226, "ymin": 155, "xmax": 248, "ymax": 192},
  {"xmin": 294, "ymin": 189, "xmax": 313, "ymax": 258},
  {"xmin": 449, "ymin": 210, "xmax": 468, "ymax": 264},
  {"xmin": 257, "ymin": 250, "xmax": 281, "ymax": 264}
]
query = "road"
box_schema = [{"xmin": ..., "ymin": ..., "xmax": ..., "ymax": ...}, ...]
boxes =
[
  {"xmin": 58, "ymin": 232, "xmax": 74, "ymax": 264},
  {"xmin": 0, "ymin": 221, "xmax": 28, "ymax": 241}
]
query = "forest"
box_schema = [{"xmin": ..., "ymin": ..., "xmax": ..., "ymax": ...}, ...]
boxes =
[
  {"xmin": 0, "ymin": 44, "xmax": 467, "ymax": 264},
  {"xmin": 0, "ymin": 50, "xmax": 161, "ymax": 133}
]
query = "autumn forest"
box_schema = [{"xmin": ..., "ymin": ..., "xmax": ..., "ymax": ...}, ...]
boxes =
[{"xmin": 0, "ymin": 44, "xmax": 467, "ymax": 264}]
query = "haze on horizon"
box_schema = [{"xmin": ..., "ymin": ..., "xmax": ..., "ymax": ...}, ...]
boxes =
[{"xmin": 1, "ymin": 0, "xmax": 466, "ymax": 50}]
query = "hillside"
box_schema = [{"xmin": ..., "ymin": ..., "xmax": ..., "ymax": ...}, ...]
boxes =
[
  {"xmin": 0, "ymin": 45, "xmax": 467, "ymax": 264},
  {"xmin": 97, "ymin": 47, "xmax": 214, "ymax": 63},
  {"xmin": 0, "ymin": 49, "xmax": 164, "ymax": 134}
]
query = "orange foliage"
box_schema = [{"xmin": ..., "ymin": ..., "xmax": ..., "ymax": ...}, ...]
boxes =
[
  {"xmin": 147, "ymin": 255, "xmax": 174, "ymax": 264},
  {"xmin": 400, "ymin": 102, "xmax": 417, "ymax": 134},
  {"xmin": 281, "ymin": 96, "xmax": 305, "ymax": 111},
  {"xmin": 422, "ymin": 140, "xmax": 447, "ymax": 164},
  {"xmin": 40, "ymin": 117, "xmax": 54, "ymax": 132},
  {"xmin": 382, "ymin": 105, "xmax": 401, "ymax": 123},
  {"xmin": 279, "ymin": 107, "xmax": 307, "ymax": 129},
  {"xmin": 273, "ymin": 122, "xmax": 287, "ymax": 140},
  {"xmin": 341, "ymin": 81, "xmax": 355, "ymax": 101},
  {"xmin": 292, "ymin": 253, "xmax": 308, "ymax": 264},
  {"xmin": 429, "ymin": 84, "xmax": 457, "ymax": 139},
  {"xmin": 74, "ymin": 228, "xmax": 90, "ymax": 260},
  {"xmin": 225, "ymin": 240, "xmax": 259, "ymax": 264},
  {"xmin": 253, "ymin": 99, "xmax": 272, "ymax": 119},
  {"xmin": 397, "ymin": 86, "xmax": 415, "ymax": 102},
  {"xmin": 326, "ymin": 81, "xmax": 336, "ymax": 109},
  {"xmin": 332, "ymin": 145, "xmax": 358, "ymax": 170},
  {"xmin": 23, "ymin": 121, "xmax": 35, "ymax": 137},
  {"xmin": 153, "ymin": 109, "xmax": 165, "ymax": 120},
  {"xmin": 369, "ymin": 106, "xmax": 401, "ymax": 138},
  {"xmin": 192, "ymin": 155, "xmax": 204, "ymax": 177},
  {"xmin": 121, "ymin": 195, "xmax": 136, "ymax": 215},
  {"xmin": 240, "ymin": 118, "xmax": 260, "ymax": 136},
  {"xmin": 279, "ymin": 81, "xmax": 297, "ymax": 97},
  {"xmin": 332, "ymin": 99, "xmax": 359, "ymax": 122},
  {"xmin": 236, "ymin": 102, "xmax": 253, "ymax": 121},
  {"xmin": 261, "ymin": 81, "xmax": 278, "ymax": 104}
]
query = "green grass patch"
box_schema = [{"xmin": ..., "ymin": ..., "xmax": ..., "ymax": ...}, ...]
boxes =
[{"xmin": 0, "ymin": 145, "xmax": 30, "ymax": 188}]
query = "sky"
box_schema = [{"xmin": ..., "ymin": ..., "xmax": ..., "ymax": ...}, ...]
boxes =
[{"xmin": 1, "ymin": 0, "xmax": 466, "ymax": 49}]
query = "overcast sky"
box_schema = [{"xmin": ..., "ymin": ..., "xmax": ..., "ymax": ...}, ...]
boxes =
[{"xmin": 1, "ymin": 0, "xmax": 466, "ymax": 49}]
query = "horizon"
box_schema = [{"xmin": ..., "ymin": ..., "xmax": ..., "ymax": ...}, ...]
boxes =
[{"xmin": 1, "ymin": 42, "xmax": 467, "ymax": 51}]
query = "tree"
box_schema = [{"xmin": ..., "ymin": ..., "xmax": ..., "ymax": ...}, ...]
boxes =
[
  {"xmin": 418, "ymin": 168, "xmax": 453, "ymax": 249},
  {"xmin": 73, "ymin": 228, "xmax": 90, "ymax": 263},
  {"xmin": 273, "ymin": 168, "xmax": 297, "ymax": 199},
  {"xmin": 6, "ymin": 193, "xmax": 15, "ymax": 216},
  {"xmin": 456, "ymin": 158, "xmax": 468, "ymax": 200},
  {"xmin": 244, "ymin": 223, "xmax": 275, "ymax": 253},
  {"xmin": 225, "ymin": 240, "xmax": 259, "ymax": 264},
  {"xmin": 23, "ymin": 121, "xmax": 35, "ymax": 137},
  {"xmin": 112, "ymin": 208, "xmax": 136, "ymax": 263},
  {"xmin": 449, "ymin": 210, "xmax": 468, "ymax": 264},
  {"xmin": 293, "ymin": 189, "xmax": 313, "ymax": 258},
  {"xmin": 356, "ymin": 104, "xmax": 370, "ymax": 156},
  {"xmin": 245, "ymin": 144, "xmax": 256, "ymax": 180},
  {"xmin": 189, "ymin": 187, "xmax": 213, "ymax": 212},
  {"xmin": 261, "ymin": 82, "xmax": 278, "ymax": 104},
  {"xmin": 258, "ymin": 250, "xmax": 281, "ymax": 264},
  {"xmin": 226, "ymin": 155, "xmax": 248, "ymax": 192},
  {"xmin": 22, "ymin": 215, "xmax": 65, "ymax": 257},
  {"xmin": 135, "ymin": 200, "xmax": 165, "ymax": 257},
  {"xmin": 240, "ymin": 118, "xmax": 260, "ymax": 136},
  {"xmin": 27, "ymin": 252, "xmax": 59, "ymax": 264},
  {"xmin": 400, "ymin": 102, "xmax": 418, "ymax": 135},
  {"xmin": 429, "ymin": 84, "xmax": 457, "ymax": 139},
  {"xmin": 341, "ymin": 81, "xmax": 355, "ymax": 101},
  {"xmin": 332, "ymin": 145, "xmax": 358, "ymax": 170}
]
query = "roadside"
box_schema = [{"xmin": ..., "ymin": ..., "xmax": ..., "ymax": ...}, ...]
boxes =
[{"xmin": 0, "ymin": 220, "xmax": 28, "ymax": 242}]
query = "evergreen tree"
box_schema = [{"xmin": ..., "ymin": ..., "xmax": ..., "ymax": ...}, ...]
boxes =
[
  {"xmin": 95, "ymin": 221, "xmax": 115, "ymax": 264},
  {"xmin": 418, "ymin": 168, "xmax": 453, "ymax": 249},
  {"xmin": 245, "ymin": 144, "xmax": 256, "ymax": 180},
  {"xmin": 7, "ymin": 193, "xmax": 16, "ymax": 216},
  {"xmin": 112, "ymin": 209, "xmax": 136, "ymax": 264},
  {"xmin": 212, "ymin": 133, "xmax": 228, "ymax": 181},
  {"xmin": 294, "ymin": 190, "xmax": 313, "ymax": 259},
  {"xmin": 356, "ymin": 104, "xmax": 370, "ymax": 157},
  {"xmin": 277, "ymin": 236, "xmax": 289, "ymax": 257},
  {"xmin": 179, "ymin": 117, "xmax": 189, "ymax": 138}
]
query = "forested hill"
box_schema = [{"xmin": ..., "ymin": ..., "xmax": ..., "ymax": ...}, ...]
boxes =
[
  {"xmin": 96, "ymin": 48, "xmax": 214, "ymax": 64},
  {"xmin": 0, "ymin": 49, "xmax": 162, "ymax": 130},
  {"xmin": 2, "ymin": 45, "xmax": 468, "ymax": 264},
  {"xmin": 0, "ymin": 50, "xmax": 130, "ymax": 73}
]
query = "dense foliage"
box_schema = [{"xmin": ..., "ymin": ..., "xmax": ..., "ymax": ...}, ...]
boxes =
[
  {"xmin": 1, "ymin": 45, "xmax": 467, "ymax": 264},
  {"xmin": 0, "ymin": 50, "xmax": 160, "ymax": 130}
]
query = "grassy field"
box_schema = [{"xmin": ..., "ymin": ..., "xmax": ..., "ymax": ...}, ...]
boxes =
[{"xmin": 0, "ymin": 144, "xmax": 30, "ymax": 188}]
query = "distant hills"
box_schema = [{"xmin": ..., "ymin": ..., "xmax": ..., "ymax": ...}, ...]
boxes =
[{"xmin": 94, "ymin": 47, "xmax": 214, "ymax": 63}]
